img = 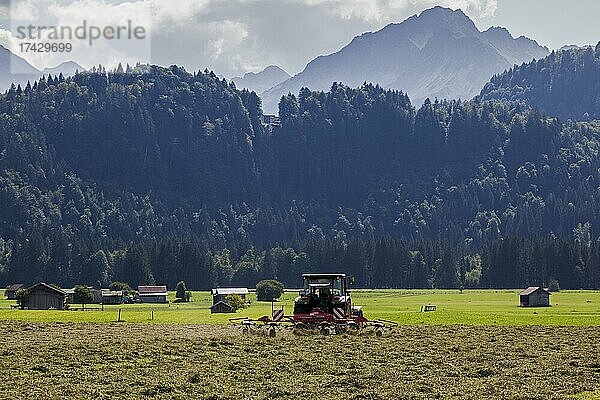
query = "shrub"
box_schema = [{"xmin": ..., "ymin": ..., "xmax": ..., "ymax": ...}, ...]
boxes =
[
  {"xmin": 109, "ymin": 282, "xmax": 134, "ymax": 296},
  {"xmin": 14, "ymin": 288, "xmax": 27, "ymax": 309},
  {"xmin": 548, "ymin": 278, "xmax": 560, "ymax": 292},
  {"xmin": 225, "ymin": 294, "xmax": 246, "ymax": 311},
  {"xmin": 175, "ymin": 281, "xmax": 191, "ymax": 302},
  {"xmin": 256, "ymin": 280, "xmax": 284, "ymax": 301},
  {"xmin": 73, "ymin": 285, "xmax": 94, "ymax": 309}
]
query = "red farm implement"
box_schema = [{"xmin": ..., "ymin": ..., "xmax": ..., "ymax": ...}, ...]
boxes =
[{"xmin": 230, "ymin": 273, "xmax": 397, "ymax": 337}]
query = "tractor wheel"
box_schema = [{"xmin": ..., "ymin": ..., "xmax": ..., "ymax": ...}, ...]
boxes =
[
  {"xmin": 269, "ymin": 327, "xmax": 277, "ymax": 338},
  {"xmin": 292, "ymin": 323, "xmax": 308, "ymax": 335},
  {"xmin": 347, "ymin": 322, "xmax": 360, "ymax": 333},
  {"xmin": 320, "ymin": 326, "xmax": 331, "ymax": 336}
]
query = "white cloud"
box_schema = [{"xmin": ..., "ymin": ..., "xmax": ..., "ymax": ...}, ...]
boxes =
[
  {"xmin": 9, "ymin": 0, "xmax": 41, "ymax": 22},
  {"xmin": 0, "ymin": 27, "xmax": 21, "ymax": 55},
  {"xmin": 4, "ymin": 0, "xmax": 154, "ymax": 69},
  {"xmin": 203, "ymin": 21, "xmax": 248, "ymax": 61},
  {"xmin": 292, "ymin": 0, "xmax": 497, "ymax": 22},
  {"xmin": 150, "ymin": 0, "xmax": 211, "ymax": 28}
]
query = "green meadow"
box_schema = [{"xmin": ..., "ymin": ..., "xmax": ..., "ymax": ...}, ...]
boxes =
[
  {"xmin": 2, "ymin": 290, "xmax": 600, "ymax": 399},
  {"xmin": 1, "ymin": 289, "xmax": 600, "ymax": 326}
]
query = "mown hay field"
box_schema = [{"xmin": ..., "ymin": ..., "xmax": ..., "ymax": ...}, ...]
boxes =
[
  {"xmin": 1, "ymin": 289, "xmax": 600, "ymax": 326},
  {"xmin": 1, "ymin": 322, "xmax": 599, "ymax": 400}
]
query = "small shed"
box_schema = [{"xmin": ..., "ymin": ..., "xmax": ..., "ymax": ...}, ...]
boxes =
[
  {"xmin": 210, "ymin": 301, "xmax": 234, "ymax": 314},
  {"xmin": 101, "ymin": 290, "xmax": 124, "ymax": 305},
  {"xmin": 211, "ymin": 288, "xmax": 248, "ymax": 305},
  {"xmin": 138, "ymin": 286, "xmax": 168, "ymax": 303},
  {"xmin": 5, "ymin": 284, "xmax": 25, "ymax": 299},
  {"xmin": 21, "ymin": 283, "xmax": 67, "ymax": 310},
  {"xmin": 519, "ymin": 287, "xmax": 551, "ymax": 307}
]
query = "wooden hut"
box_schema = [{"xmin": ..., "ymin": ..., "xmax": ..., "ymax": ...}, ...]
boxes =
[
  {"xmin": 101, "ymin": 290, "xmax": 124, "ymax": 305},
  {"xmin": 5, "ymin": 284, "xmax": 25, "ymax": 300},
  {"xmin": 21, "ymin": 283, "xmax": 66, "ymax": 310},
  {"xmin": 210, "ymin": 301, "xmax": 234, "ymax": 314},
  {"xmin": 137, "ymin": 286, "xmax": 168, "ymax": 303},
  {"xmin": 519, "ymin": 287, "xmax": 551, "ymax": 307},
  {"xmin": 211, "ymin": 288, "xmax": 248, "ymax": 305}
]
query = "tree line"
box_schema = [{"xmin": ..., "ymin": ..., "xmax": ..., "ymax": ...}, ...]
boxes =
[{"xmin": 2, "ymin": 232, "xmax": 599, "ymax": 290}]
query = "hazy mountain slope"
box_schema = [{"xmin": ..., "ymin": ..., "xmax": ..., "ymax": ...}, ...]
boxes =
[
  {"xmin": 482, "ymin": 27, "xmax": 549, "ymax": 65},
  {"xmin": 261, "ymin": 6, "xmax": 548, "ymax": 113},
  {"xmin": 480, "ymin": 43, "xmax": 600, "ymax": 120},
  {"xmin": 0, "ymin": 45, "xmax": 84, "ymax": 92},
  {"xmin": 0, "ymin": 45, "xmax": 40, "ymax": 91},
  {"xmin": 232, "ymin": 65, "xmax": 290, "ymax": 95},
  {"xmin": 42, "ymin": 61, "xmax": 84, "ymax": 77}
]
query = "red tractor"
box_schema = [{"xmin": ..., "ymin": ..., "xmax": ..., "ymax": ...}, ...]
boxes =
[{"xmin": 232, "ymin": 273, "xmax": 396, "ymax": 336}]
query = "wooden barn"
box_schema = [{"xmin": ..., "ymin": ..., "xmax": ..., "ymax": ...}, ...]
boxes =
[
  {"xmin": 101, "ymin": 290, "xmax": 124, "ymax": 305},
  {"xmin": 5, "ymin": 284, "xmax": 25, "ymax": 300},
  {"xmin": 21, "ymin": 283, "xmax": 67, "ymax": 310},
  {"xmin": 519, "ymin": 287, "xmax": 551, "ymax": 307},
  {"xmin": 210, "ymin": 301, "xmax": 235, "ymax": 314},
  {"xmin": 137, "ymin": 286, "xmax": 168, "ymax": 303},
  {"xmin": 211, "ymin": 288, "xmax": 248, "ymax": 304}
]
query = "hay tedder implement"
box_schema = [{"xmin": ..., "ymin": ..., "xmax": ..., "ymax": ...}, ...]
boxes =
[{"xmin": 230, "ymin": 273, "xmax": 397, "ymax": 337}]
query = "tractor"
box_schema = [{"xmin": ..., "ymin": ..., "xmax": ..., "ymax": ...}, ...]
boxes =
[
  {"xmin": 231, "ymin": 273, "xmax": 396, "ymax": 336},
  {"xmin": 292, "ymin": 274, "xmax": 361, "ymax": 326}
]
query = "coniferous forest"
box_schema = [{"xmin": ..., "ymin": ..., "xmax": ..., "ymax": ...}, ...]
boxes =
[
  {"xmin": 481, "ymin": 43, "xmax": 600, "ymax": 121},
  {"xmin": 1, "ymin": 45, "xmax": 600, "ymax": 290}
]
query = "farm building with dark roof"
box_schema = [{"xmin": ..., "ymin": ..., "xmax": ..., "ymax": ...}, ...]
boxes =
[
  {"xmin": 137, "ymin": 286, "xmax": 168, "ymax": 303},
  {"xmin": 5, "ymin": 284, "xmax": 25, "ymax": 300},
  {"xmin": 101, "ymin": 290, "xmax": 124, "ymax": 305},
  {"xmin": 519, "ymin": 287, "xmax": 551, "ymax": 307},
  {"xmin": 210, "ymin": 301, "xmax": 234, "ymax": 314},
  {"xmin": 211, "ymin": 288, "xmax": 248, "ymax": 305},
  {"xmin": 21, "ymin": 283, "xmax": 67, "ymax": 310}
]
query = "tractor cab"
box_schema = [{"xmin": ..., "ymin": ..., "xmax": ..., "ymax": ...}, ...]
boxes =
[{"xmin": 293, "ymin": 274, "xmax": 351, "ymax": 316}]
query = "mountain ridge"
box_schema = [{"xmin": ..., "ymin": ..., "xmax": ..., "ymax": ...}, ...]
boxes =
[
  {"xmin": 0, "ymin": 45, "xmax": 84, "ymax": 91},
  {"xmin": 232, "ymin": 65, "xmax": 290, "ymax": 95},
  {"xmin": 261, "ymin": 6, "xmax": 549, "ymax": 113}
]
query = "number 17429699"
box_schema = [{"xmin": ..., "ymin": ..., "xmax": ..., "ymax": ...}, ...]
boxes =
[{"xmin": 19, "ymin": 42, "xmax": 73, "ymax": 53}]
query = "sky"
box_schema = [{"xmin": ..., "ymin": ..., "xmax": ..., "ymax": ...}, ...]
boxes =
[{"xmin": 0, "ymin": 0, "xmax": 599, "ymax": 77}]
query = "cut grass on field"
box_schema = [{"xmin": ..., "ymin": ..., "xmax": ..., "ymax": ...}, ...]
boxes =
[
  {"xmin": 576, "ymin": 391, "xmax": 600, "ymax": 400},
  {"xmin": 0, "ymin": 322, "xmax": 599, "ymax": 400},
  {"xmin": 2, "ymin": 289, "xmax": 600, "ymax": 326}
]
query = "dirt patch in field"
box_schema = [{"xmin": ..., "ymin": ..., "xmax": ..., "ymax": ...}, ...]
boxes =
[{"xmin": 1, "ymin": 322, "xmax": 599, "ymax": 399}]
